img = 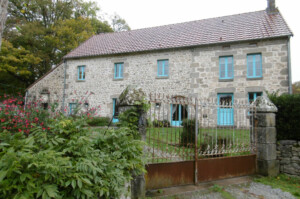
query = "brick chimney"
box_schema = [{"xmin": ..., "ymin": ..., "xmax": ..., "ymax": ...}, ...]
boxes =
[{"xmin": 267, "ymin": 0, "xmax": 277, "ymax": 13}]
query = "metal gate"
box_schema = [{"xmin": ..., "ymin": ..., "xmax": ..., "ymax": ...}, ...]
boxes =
[{"xmin": 145, "ymin": 93, "xmax": 257, "ymax": 190}]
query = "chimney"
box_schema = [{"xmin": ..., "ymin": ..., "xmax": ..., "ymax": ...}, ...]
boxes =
[{"xmin": 267, "ymin": 0, "xmax": 277, "ymax": 13}]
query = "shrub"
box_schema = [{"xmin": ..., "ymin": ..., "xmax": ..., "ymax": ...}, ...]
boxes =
[
  {"xmin": 86, "ymin": 117, "xmax": 110, "ymax": 126},
  {"xmin": 180, "ymin": 119, "xmax": 197, "ymax": 146},
  {"xmin": 268, "ymin": 93, "xmax": 300, "ymax": 140},
  {"xmin": 0, "ymin": 116, "xmax": 145, "ymax": 198},
  {"xmin": 152, "ymin": 119, "xmax": 170, "ymax": 127}
]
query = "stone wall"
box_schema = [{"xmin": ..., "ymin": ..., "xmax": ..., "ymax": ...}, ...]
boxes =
[
  {"xmin": 27, "ymin": 37, "xmax": 290, "ymax": 119},
  {"xmin": 277, "ymin": 140, "xmax": 300, "ymax": 177},
  {"xmin": 27, "ymin": 64, "xmax": 64, "ymax": 108}
]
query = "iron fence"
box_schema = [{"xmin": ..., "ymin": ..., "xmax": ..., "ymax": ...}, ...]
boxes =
[{"xmin": 146, "ymin": 93, "xmax": 256, "ymax": 164}]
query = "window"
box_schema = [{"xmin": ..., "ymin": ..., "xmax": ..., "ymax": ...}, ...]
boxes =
[
  {"xmin": 248, "ymin": 92, "xmax": 262, "ymax": 104},
  {"xmin": 112, "ymin": 98, "xmax": 119, "ymax": 123},
  {"xmin": 42, "ymin": 103, "xmax": 48, "ymax": 110},
  {"xmin": 157, "ymin": 60, "xmax": 169, "ymax": 77},
  {"xmin": 114, "ymin": 63, "xmax": 124, "ymax": 79},
  {"xmin": 78, "ymin": 66, "xmax": 85, "ymax": 80},
  {"xmin": 69, "ymin": 103, "xmax": 77, "ymax": 115},
  {"xmin": 247, "ymin": 54, "xmax": 262, "ymax": 78},
  {"xmin": 219, "ymin": 56, "xmax": 233, "ymax": 79}
]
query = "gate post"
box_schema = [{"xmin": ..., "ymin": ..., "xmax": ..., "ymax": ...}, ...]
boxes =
[
  {"xmin": 117, "ymin": 86, "xmax": 147, "ymax": 199},
  {"xmin": 252, "ymin": 95, "xmax": 279, "ymax": 176}
]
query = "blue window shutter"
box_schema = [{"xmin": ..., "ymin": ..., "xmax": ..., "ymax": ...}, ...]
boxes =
[
  {"xmin": 219, "ymin": 57, "xmax": 226, "ymax": 78},
  {"xmin": 255, "ymin": 54, "xmax": 262, "ymax": 77},
  {"xmin": 164, "ymin": 61, "xmax": 169, "ymax": 76},
  {"xmin": 120, "ymin": 64, "xmax": 123, "ymax": 78},
  {"xmin": 227, "ymin": 57, "xmax": 233, "ymax": 78},
  {"xmin": 247, "ymin": 55, "xmax": 254, "ymax": 77}
]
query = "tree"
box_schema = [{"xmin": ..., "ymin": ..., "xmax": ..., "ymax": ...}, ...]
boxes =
[
  {"xmin": 0, "ymin": 39, "xmax": 41, "ymax": 87},
  {"xmin": 0, "ymin": 0, "xmax": 8, "ymax": 49},
  {"xmin": 111, "ymin": 14, "xmax": 131, "ymax": 32},
  {"xmin": 292, "ymin": 81, "xmax": 300, "ymax": 94}
]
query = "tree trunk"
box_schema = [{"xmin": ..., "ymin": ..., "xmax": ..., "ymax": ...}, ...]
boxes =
[{"xmin": 0, "ymin": 0, "xmax": 8, "ymax": 49}]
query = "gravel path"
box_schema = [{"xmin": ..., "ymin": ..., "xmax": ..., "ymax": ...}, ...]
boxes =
[{"xmin": 163, "ymin": 182, "xmax": 296, "ymax": 199}]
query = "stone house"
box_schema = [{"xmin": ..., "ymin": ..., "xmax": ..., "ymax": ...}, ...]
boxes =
[{"xmin": 26, "ymin": 0, "xmax": 293, "ymax": 126}]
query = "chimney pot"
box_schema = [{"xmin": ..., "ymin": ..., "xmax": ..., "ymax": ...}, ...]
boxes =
[{"xmin": 267, "ymin": 0, "xmax": 277, "ymax": 13}]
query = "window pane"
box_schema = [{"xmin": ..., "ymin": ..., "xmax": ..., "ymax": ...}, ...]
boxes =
[
  {"xmin": 164, "ymin": 61, "xmax": 169, "ymax": 76},
  {"xmin": 120, "ymin": 64, "xmax": 123, "ymax": 78},
  {"xmin": 115, "ymin": 64, "xmax": 119, "ymax": 77},
  {"xmin": 248, "ymin": 56, "xmax": 254, "ymax": 77},
  {"xmin": 227, "ymin": 62, "xmax": 233, "ymax": 78},
  {"xmin": 158, "ymin": 61, "xmax": 163, "ymax": 76},
  {"xmin": 220, "ymin": 63, "xmax": 226, "ymax": 78},
  {"xmin": 249, "ymin": 93, "xmax": 254, "ymax": 103},
  {"xmin": 255, "ymin": 55, "xmax": 262, "ymax": 77},
  {"xmin": 82, "ymin": 67, "xmax": 85, "ymax": 79}
]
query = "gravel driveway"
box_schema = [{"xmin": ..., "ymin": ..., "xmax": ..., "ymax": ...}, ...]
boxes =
[{"xmin": 163, "ymin": 182, "xmax": 296, "ymax": 199}]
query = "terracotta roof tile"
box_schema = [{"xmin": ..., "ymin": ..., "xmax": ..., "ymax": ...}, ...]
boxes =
[{"xmin": 64, "ymin": 10, "xmax": 292, "ymax": 59}]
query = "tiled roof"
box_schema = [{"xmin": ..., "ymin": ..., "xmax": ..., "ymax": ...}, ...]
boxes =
[{"xmin": 64, "ymin": 10, "xmax": 292, "ymax": 59}]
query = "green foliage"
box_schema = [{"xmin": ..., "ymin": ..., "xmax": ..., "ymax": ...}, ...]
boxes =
[
  {"xmin": 0, "ymin": 116, "xmax": 145, "ymax": 198},
  {"xmin": 180, "ymin": 119, "xmax": 197, "ymax": 146},
  {"xmin": 118, "ymin": 106, "xmax": 140, "ymax": 138},
  {"xmin": 268, "ymin": 93, "xmax": 300, "ymax": 140},
  {"xmin": 293, "ymin": 81, "xmax": 300, "ymax": 94},
  {"xmin": 152, "ymin": 119, "xmax": 170, "ymax": 127},
  {"xmin": 255, "ymin": 174, "xmax": 300, "ymax": 198},
  {"xmin": 86, "ymin": 117, "xmax": 110, "ymax": 126},
  {"xmin": 0, "ymin": 39, "xmax": 42, "ymax": 86},
  {"xmin": 210, "ymin": 185, "xmax": 235, "ymax": 199}
]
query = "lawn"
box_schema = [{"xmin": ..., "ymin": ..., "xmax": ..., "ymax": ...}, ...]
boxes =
[
  {"xmin": 255, "ymin": 174, "xmax": 300, "ymax": 198},
  {"xmin": 146, "ymin": 127, "xmax": 252, "ymax": 163}
]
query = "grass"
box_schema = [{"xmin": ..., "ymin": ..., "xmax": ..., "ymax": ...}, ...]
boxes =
[
  {"xmin": 146, "ymin": 127, "xmax": 252, "ymax": 163},
  {"xmin": 254, "ymin": 174, "xmax": 300, "ymax": 198},
  {"xmin": 210, "ymin": 184, "xmax": 235, "ymax": 199}
]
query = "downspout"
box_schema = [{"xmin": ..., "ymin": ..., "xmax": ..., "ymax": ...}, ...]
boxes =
[
  {"xmin": 62, "ymin": 59, "xmax": 67, "ymax": 114},
  {"xmin": 287, "ymin": 36, "xmax": 292, "ymax": 94}
]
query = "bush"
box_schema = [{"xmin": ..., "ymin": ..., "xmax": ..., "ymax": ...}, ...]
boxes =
[
  {"xmin": 0, "ymin": 116, "xmax": 145, "ymax": 198},
  {"xmin": 180, "ymin": 119, "xmax": 197, "ymax": 146},
  {"xmin": 268, "ymin": 93, "xmax": 300, "ymax": 140},
  {"xmin": 152, "ymin": 119, "xmax": 170, "ymax": 127},
  {"xmin": 86, "ymin": 117, "xmax": 110, "ymax": 126}
]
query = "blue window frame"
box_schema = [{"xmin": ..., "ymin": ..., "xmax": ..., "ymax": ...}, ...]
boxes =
[
  {"xmin": 157, "ymin": 60, "xmax": 169, "ymax": 77},
  {"xmin": 248, "ymin": 92, "xmax": 262, "ymax": 104},
  {"xmin": 247, "ymin": 54, "xmax": 262, "ymax": 78},
  {"xmin": 219, "ymin": 56, "xmax": 234, "ymax": 79},
  {"xmin": 78, "ymin": 66, "xmax": 85, "ymax": 80},
  {"xmin": 112, "ymin": 98, "xmax": 119, "ymax": 123},
  {"xmin": 69, "ymin": 103, "xmax": 77, "ymax": 115},
  {"xmin": 114, "ymin": 63, "xmax": 124, "ymax": 79}
]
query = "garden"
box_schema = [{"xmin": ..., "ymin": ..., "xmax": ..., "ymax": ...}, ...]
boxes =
[{"xmin": 0, "ymin": 94, "xmax": 145, "ymax": 199}]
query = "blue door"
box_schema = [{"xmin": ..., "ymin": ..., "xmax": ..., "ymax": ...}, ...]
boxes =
[
  {"xmin": 171, "ymin": 104, "xmax": 188, "ymax": 126},
  {"xmin": 217, "ymin": 94, "xmax": 234, "ymax": 126}
]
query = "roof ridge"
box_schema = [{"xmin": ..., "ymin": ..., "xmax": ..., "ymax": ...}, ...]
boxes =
[{"xmin": 93, "ymin": 10, "xmax": 267, "ymax": 37}]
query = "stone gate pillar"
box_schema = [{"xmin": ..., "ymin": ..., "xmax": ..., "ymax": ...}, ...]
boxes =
[
  {"xmin": 117, "ymin": 85, "xmax": 147, "ymax": 199},
  {"xmin": 252, "ymin": 95, "xmax": 279, "ymax": 176}
]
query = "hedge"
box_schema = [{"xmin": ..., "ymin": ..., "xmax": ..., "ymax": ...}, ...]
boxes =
[{"xmin": 268, "ymin": 93, "xmax": 300, "ymax": 140}]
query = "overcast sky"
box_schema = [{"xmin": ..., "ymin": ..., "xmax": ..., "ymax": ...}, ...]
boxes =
[{"xmin": 96, "ymin": 0, "xmax": 299, "ymax": 83}]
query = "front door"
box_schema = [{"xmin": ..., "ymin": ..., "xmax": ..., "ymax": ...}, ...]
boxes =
[
  {"xmin": 217, "ymin": 93, "xmax": 234, "ymax": 126},
  {"xmin": 171, "ymin": 104, "xmax": 188, "ymax": 126}
]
